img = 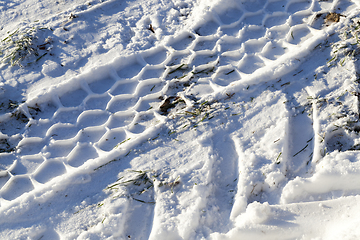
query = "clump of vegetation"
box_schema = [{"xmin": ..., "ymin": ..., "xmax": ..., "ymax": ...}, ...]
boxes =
[
  {"xmin": 159, "ymin": 96, "xmax": 186, "ymax": 113},
  {"xmin": 0, "ymin": 100, "xmax": 24, "ymax": 111},
  {"xmin": 10, "ymin": 110, "xmax": 28, "ymax": 123},
  {"xmin": 105, "ymin": 170, "xmax": 181, "ymax": 203},
  {"xmin": 326, "ymin": 16, "xmax": 360, "ymax": 67},
  {"xmin": 0, "ymin": 100, "xmax": 34, "ymax": 123},
  {"xmin": 0, "ymin": 138, "xmax": 16, "ymax": 153},
  {"xmin": 0, "ymin": 26, "xmax": 52, "ymax": 66},
  {"xmin": 173, "ymin": 100, "xmax": 216, "ymax": 131}
]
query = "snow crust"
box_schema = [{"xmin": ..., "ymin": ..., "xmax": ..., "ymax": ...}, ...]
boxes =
[{"xmin": 1, "ymin": 0, "xmax": 360, "ymax": 239}]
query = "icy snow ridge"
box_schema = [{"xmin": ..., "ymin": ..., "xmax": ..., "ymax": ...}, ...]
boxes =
[{"xmin": 1, "ymin": 0, "xmax": 360, "ymax": 238}]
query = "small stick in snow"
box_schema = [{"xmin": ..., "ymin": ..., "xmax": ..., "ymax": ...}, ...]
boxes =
[
  {"xmin": 61, "ymin": 13, "xmax": 78, "ymax": 31},
  {"xmin": 69, "ymin": 13, "xmax": 78, "ymax": 20},
  {"xmin": 225, "ymin": 69, "xmax": 235, "ymax": 75},
  {"xmin": 293, "ymin": 144, "xmax": 308, "ymax": 157},
  {"xmin": 149, "ymin": 24, "xmax": 155, "ymax": 33},
  {"xmin": 225, "ymin": 93, "xmax": 235, "ymax": 99},
  {"xmin": 275, "ymin": 152, "xmax": 282, "ymax": 164},
  {"xmin": 281, "ymin": 82, "xmax": 290, "ymax": 87}
]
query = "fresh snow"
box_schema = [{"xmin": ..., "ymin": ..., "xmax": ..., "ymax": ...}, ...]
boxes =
[{"xmin": 1, "ymin": 0, "xmax": 360, "ymax": 239}]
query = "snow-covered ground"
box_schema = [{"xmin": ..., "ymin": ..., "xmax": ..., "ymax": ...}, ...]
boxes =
[{"xmin": 1, "ymin": 0, "xmax": 360, "ymax": 239}]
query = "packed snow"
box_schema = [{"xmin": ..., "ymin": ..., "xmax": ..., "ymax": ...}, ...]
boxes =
[{"xmin": 1, "ymin": 0, "xmax": 360, "ymax": 239}]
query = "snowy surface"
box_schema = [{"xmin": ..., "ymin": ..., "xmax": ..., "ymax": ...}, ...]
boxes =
[{"xmin": 1, "ymin": 0, "xmax": 360, "ymax": 239}]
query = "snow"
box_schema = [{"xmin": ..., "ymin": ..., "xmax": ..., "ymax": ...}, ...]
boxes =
[{"xmin": 2, "ymin": 0, "xmax": 360, "ymax": 239}]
